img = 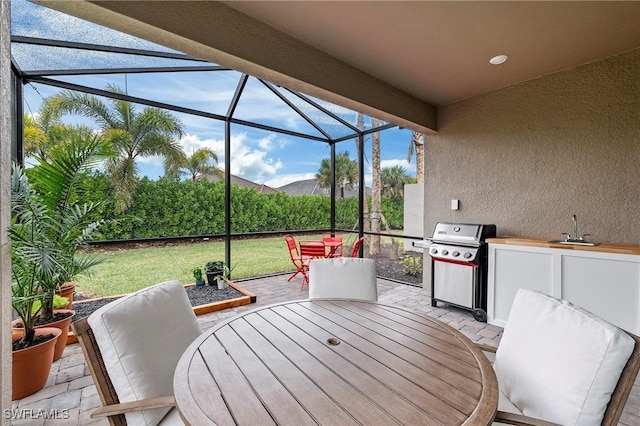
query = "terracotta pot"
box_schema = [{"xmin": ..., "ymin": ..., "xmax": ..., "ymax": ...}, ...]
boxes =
[
  {"xmin": 12, "ymin": 327, "xmax": 61, "ymax": 400},
  {"xmin": 56, "ymin": 282, "xmax": 76, "ymax": 309},
  {"xmin": 13, "ymin": 309, "xmax": 75, "ymax": 362}
]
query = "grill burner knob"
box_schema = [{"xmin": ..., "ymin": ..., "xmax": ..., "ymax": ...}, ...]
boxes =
[
  {"xmin": 441, "ymin": 249, "xmax": 449, "ymax": 256},
  {"xmin": 430, "ymin": 248, "xmax": 438, "ymax": 255},
  {"xmin": 452, "ymin": 251, "xmax": 460, "ymax": 257},
  {"xmin": 464, "ymin": 252, "xmax": 473, "ymax": 259}
]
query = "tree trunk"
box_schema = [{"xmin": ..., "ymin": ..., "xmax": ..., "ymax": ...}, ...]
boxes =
[
  {"xmin": 415, "ymin": 132, "xmax": 425, "ymax": 184},
  {"xmin": 370, "ymin": 119, "xmax": 382, "ymax": 255},
  {"xmin": 354, "ymin": 112, "xmax": 369, "ymax": 255}
]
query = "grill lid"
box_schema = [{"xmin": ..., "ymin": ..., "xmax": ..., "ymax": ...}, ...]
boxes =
[{"xmin": 428, "ymin": 222, "xmax": 496, "ymax": 246}]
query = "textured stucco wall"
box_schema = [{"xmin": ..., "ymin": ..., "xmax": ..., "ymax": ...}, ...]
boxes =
[
  {"xmin": 424, "ymin": 49, "xmax": 640, "ymax": 247},
  {"xmin": 1, "ymin": 0, "xmax": 13, "ymax": 419}
]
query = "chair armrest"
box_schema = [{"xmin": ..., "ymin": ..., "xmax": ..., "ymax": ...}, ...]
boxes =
[
  {"xmin": 91, "ymin": 396, "xmax": 176, "ymax": 419},
  {"xmin": 494, "ymin": 410, "xmax": 561, "ymax": 426},
  {"xmin": 475, "ymin": 343, "xmax": 498, "ymax": 353}
]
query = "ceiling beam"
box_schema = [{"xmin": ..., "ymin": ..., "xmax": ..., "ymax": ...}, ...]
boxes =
[{"xmin": 34, "ymin": 0, "xmax": 437, "ymax": 133}]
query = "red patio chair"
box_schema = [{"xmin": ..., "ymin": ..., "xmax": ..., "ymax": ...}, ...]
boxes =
[
  {"xmin": 298, "ymin": 241, "xmax": 328, "ymax": 289},
  {"xmin": 284, "ymin": 234, "xmax": 309, "ymax": 285},
  {"xmin": 349, "ymin": 236, "xmax": 365, "ymax": 257},
  {"xmin": 299, "ymin": 241, "xmax": 327, "ymax": 258}
]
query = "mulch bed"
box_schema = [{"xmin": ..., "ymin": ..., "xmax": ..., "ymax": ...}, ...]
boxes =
[
  {"xmin": 371, "ymin": 247, "xmax": 423, "ymax": 286},
  {"xmin": 72, "ymin": 285, "xmax": 244, "ymax": 322}
]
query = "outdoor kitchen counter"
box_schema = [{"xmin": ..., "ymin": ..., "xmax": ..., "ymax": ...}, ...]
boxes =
[
  {"xmin": 486, "ymin": 238, "xmax": 640, "ymax": 335},
  {"xmin": 486, "ymin": 237, "xmax": 640, "ymax": 255}
]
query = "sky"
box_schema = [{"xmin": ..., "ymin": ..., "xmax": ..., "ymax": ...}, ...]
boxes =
[{"xmin": 15, "ymin": 0, "xmax": 417, "ymax": 189}]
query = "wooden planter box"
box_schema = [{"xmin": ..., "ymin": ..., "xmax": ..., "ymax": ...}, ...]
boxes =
[{"xmin": 66, "ymin": 281, "xmax": 256, "ymax": 345}]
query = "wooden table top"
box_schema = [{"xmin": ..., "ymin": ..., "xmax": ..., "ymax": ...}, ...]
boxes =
[{"xmin": 174, "ymin": 299, "xmax": 498, "ymax": 425}]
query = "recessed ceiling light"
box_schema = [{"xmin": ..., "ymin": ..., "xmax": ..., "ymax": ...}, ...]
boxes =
[{"xmin": 489, "ymin": 55, "xmax": 509, "ymax": 65}]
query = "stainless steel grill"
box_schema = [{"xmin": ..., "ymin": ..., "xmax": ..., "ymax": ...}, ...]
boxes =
[{"xmin": 416, "ymin": 222, "xmax": 496, "ymax": 322}]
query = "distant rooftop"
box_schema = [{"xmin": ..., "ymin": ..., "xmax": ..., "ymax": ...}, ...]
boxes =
[
  {"xmin": 277, "ymin": 179, "xmax": 368, "ymax": 198},
  {"xmin": 201, "ymin": 173, "xmax": 279, "ymax": 195}
]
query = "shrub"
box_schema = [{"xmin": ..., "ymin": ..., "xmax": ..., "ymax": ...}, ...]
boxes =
[
  {"xmin": 77, "ymin": 172, "xmax": 405, "ymax": 239},
  {"xmin": 400, "ymin": 254, "xmax": 422, "ymax": 276}
]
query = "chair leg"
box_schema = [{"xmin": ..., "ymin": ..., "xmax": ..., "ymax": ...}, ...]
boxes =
[
  {"xmin": 300, "ymin": 269, "xmax": 309, "ymax": 290},
  {"xmin": 288, "ymin": 270, "xmax": 302, "ymax": 281}
]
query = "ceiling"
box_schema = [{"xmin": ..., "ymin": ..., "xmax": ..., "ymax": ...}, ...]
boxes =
[{"xmin": 34, "ymin": 1, "xmax": 640, "ymax": 133}]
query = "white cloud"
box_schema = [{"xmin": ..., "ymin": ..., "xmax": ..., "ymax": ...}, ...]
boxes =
[
  {"xmin": 139, "ymin": 132, "xmax": 284, "ymax": 182},
  {"xmin": 180, "ymin": 134, "xmax": 224, "ymax": 157},
  {"xmin": 230, "ymin": 145, "xmax": 282, "ymax": 182},
  {"xmin": 258, "ymin": 134, "xmax": 277, "ymax": 151},
  {"xmin": 381, "ymin": 158, "xmax": 414, "ymax": 172},
  {"xmin": 137, "ymin": 155, "xmax": 165, "ymax": 167}
]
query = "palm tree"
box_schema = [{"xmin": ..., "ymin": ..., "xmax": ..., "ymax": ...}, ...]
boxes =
[
  {"xmin": 369, "ymin": 118, "xmax": 383, "ymax": 255},
  {"xmin": 354, "ymin": 113, "xmax": 370, "ymax": 237},
  {"xmin": 23, "ymin": 96, "xmax": 86, "ymax": 160},
  {"xmin": 407, "ymin": 131, "xmax": 425, "ymax": 183},
  {"xmin": 172, "ymin": 147, "xmax": 220, "ymax": 181},
  {"xmin": 316, "ymin": 151, "xmax": 358, "ymax": 199},
  {"xmin": 381, "ymin": 165, "xmax": 414, "ymax": 199},
  {"xmin": 24, "ymin": 112, "xmax": 96, "ymax": 162},
  {"xmin": 44, "ymin": 85, "xmax": 185, "ymax": 211}
]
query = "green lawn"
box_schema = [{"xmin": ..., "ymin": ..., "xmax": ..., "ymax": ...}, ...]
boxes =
[{"xmin": 75, "ymin": 235, "xmax": 331, "ymax": 297}]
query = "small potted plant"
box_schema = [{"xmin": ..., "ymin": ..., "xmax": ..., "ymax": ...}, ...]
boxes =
[
  {"xmin": 192, "ymin": 266, "xmax": 205, "ymax": 287},
  {"xmin": 205, "ymin": 261, "xmax": 225, "ymax": 287}
]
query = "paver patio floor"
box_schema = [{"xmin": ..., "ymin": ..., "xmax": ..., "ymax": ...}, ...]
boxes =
[{"xmin": 11, "ymin": 275, "xmax": 640, "ymax": 425}]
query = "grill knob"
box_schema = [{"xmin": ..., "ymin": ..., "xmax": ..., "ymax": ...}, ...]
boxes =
[
  {"xmin": 441, "ymin": 249, "xmax": 449, "ymax": 256},
  {"xmin": 452, "ymin": 251, "xmax": 460, "ymax": 257},
  {"xmin": 464, "ymin": 252, "xmax": 473, "ymax": 259},
  {"xmin": 430, "ymin": 248, "xmax": 438, "ymax": 255}
]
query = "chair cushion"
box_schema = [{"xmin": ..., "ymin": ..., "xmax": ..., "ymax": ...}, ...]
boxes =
[
  {"xmin": 88, "ymin": 280, "xmax": 202, "ymax": 426},
  {"xmin": 158, "ymin": 407, "xmax": 184, "ymax": 425},
  {"xmin": 494, "ymin": 289, "xmax": 634, "ymax": 425},
  {"xmin": 497, "ymin": 390, "xmax": 522, "ymax": 414},
  {"xmin": 309, "ymin": 257, "xmax": 377, "ymax": 301}
]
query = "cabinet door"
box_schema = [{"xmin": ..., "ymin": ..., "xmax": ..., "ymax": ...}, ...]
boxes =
[
  {"xmin": 562, "ymin": 255, "xmax": 640, "ymax": 335},
  {"xmin": 489, "ymin": 247, "xmax": 554, "ymax": 327}
]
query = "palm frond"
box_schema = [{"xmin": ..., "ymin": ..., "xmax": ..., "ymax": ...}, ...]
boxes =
[{"xmin": 30, "ymin": 131, "xmax": 113, "ymax": 212}]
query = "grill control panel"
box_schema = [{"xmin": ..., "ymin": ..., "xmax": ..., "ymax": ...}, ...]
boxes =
[{"xmin": 429, "ymin": 244, "xmax": 478, "ymax": 263}]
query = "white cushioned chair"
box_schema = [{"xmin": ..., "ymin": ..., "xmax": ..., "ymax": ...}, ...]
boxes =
[
  {"xmin": 308, "ymin": 257, "xmax": 377, "ymax": 301},
  {"xmin": 72, "ymin": 280, "xmax": 203, "ymax": 425},
  {"xmin": 480, "ymin": 289, "xmax": 640, "ymax": 426}
]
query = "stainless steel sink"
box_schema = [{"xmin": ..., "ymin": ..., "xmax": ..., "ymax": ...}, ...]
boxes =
[{"xmin": 548, "ymin": 240, "xmax": 600, "ymax": 247}]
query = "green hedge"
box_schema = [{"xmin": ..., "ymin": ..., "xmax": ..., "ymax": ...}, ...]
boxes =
[{"xmin": 77, "ymin": 173, "xmax": 404, "ymax": 240}]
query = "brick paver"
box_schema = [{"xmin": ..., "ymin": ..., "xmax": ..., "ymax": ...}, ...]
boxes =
[{"xmin": 10, "ymin": 275, "xmax": 640, "ymax": 424}]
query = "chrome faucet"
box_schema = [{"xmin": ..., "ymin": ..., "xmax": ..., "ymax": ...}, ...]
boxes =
[{"xmin": 563, "ymin": 214, "xmax": 590, "ymax": 242}]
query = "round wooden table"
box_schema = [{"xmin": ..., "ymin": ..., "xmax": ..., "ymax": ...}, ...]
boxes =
[{"xmin": 174, "ymin": 299, "xmax": 498, "ymax": 425}]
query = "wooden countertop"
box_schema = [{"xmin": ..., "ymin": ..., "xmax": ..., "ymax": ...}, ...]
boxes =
[{"xmin": 486, "ymin": 237, "xmax": 640, "ymax": 256}]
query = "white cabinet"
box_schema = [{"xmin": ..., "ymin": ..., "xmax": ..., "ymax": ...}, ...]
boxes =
[{"xmin": 487, "ymin": 242, "xmax": 640, "ymax": 334}]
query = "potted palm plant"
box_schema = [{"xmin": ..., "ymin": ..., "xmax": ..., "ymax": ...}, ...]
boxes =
[
  {"xmin": 11, "ymin": 130, "xmax": 113, "ymax": 361},
  {"xmin": 9, "ymin": 164, "xmax": 63, "ymax": 399}
]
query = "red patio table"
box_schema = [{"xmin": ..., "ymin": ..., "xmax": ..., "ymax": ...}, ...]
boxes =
[{"xmin": 322, "ymin": 237, "xmax": 343, "ymax": 257}]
